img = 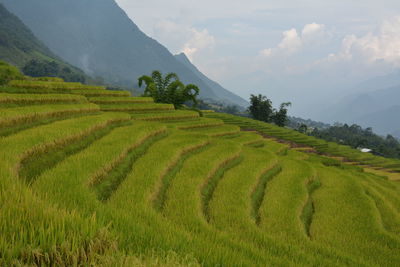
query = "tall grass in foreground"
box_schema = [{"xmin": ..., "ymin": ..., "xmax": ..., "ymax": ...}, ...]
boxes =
[
  {"xmin": 0, "ymin": 113, "xmax": 130, "ymax": 265},
  {"xmin": 0, "ymin": 93, "xmax": 88, "ymax": 107}
]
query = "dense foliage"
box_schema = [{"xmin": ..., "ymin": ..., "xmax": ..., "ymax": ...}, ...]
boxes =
[
  {"xmin": 1, "ymin": 77, "xmax": 400, "ymax": 266},
  {"xmin": 22, "ymin": 59, "xmax": 86, "ymax": 83},
  {"xmin": 196, "ymin": 99, "xmax": 244, "ymax": 115},
  {"xmin": 311, "ymin": 123, "xmax": 400, "ymax": 159},
  {"xmin": 288, "ymin": 116, "xmax": 330, "ymax": 131},
  {"xmin": 248, "ymin": 94, "xmax": 291, "ymax": 127},
  {"xmin": 0, "ymin": 3, "xmax": 53, "ymax": 66},
  {"xmin": 0, "ymin": 60, "xmax": 23, "ymax": 85},
  {"xmin": 138, "ymin": 70, "xmax": 200, "ymax": 109}
]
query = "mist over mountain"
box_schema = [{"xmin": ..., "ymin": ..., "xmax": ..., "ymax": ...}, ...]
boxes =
[
  {"xmin": 1, "ymin": 0, "xmax": 246, "ymax": 107},
  {"xmin": 174, "ymin": 53, "xmax": 248, "ymax": 107},
  {"xmin": 0, "ymin": 3, "xmax": 53, "ymax": 67},
  {"xmin": 0, "ymin": 3, "xmax": 89, "ymax": 82},
  {"xmin": 319, "ymin": 80, "xmax": 400, "ymax": 138}
]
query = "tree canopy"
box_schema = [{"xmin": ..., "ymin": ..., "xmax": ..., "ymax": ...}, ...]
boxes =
[
  {"xmin": 138, "ymin": 70, "xmax": 200, "ymax": 109},
  {"xmin": 311, "ymin": 123, "xmax": 400, "ymax": 159},
  {"xmin": 22, "ymin": 59, "xmax": 86, "ymax": 83},
  {"xmin": 0, "ymin": 60, "xmax": 23, "ymax": 85},
  {"xmin": 248, "ymin": 94, "xmax": 291, "ymax": 127}
]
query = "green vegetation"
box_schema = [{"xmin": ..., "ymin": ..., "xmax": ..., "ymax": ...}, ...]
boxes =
[
  {"xmin": 311, "ymin": 123, "xmax": 400, "ymax": 159},
  {"xmin": 0, "ymin": 93, "xmax": 88, "ymax": 107},
  {"xmin": 138, "ymin": 70, "xmax": 200, "ymax": 108},
  {"xmin": 248, "ymin": 94, "xmax": 291, "ymax": 126},
  {"xmin": 0, "ymin": 4, "xmax": 89, "ymax": 83},
  {"xmin": 0, "ymin": 73, "xmax": 399, "ymax": 266},
  {"xmin": 22, "ymin": 59, "xmax": 86, "ymax": 83},
  {"xmin": 0, "ymin": 60, "xmax": 24, "ymax": 85},
  {"xmin": 206, "ymin": 112, "xmax": 400, "ymax": 173}
]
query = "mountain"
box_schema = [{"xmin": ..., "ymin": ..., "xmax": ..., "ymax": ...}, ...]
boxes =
[
  {"xmin": 174, "ymin": 53, "xmax": 248, "ymax": 107},
  {"xmin": 319, "ymin": 83, "xmax": 400, "ymax": 137},
  {"xmin": 1, "ymin": 0, "xmax": 246, "ymax": 106},
  {"xmin": 355, "ymin": 105, "xmax": 400, "ymax": 138},
  {"xmin": 0, "ymin": 3, "xmax": 54, "ymax": 67},
  {"xmin": 0, "ymin": 3, "xmax": 87, "ymax": 82}
]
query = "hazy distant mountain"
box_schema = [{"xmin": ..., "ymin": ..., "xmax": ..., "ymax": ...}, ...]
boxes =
[
  {"xmin": 175, "ymin": 53, "xmax": 248, "ymax": 107},
  {"xmin": 320, "ymin": 83, "xmax": 400, "ymax": 137},
  {"xmin": 0, "ymin": 3, "xmax": 89, "ymax": 82},
  {"xmin": 1, "ymin": 0, "xmax": 246, "ymax": 106},
  {"xmin": 0, "ymin": 4, "xmax": 85, "ymax": 78},
  {"xmin": 351, "ymin": 71, "xmax": 400, "ymax": 94},
  {"xmin": 355, "ymin": 105, "xmax": 400, "ymax": 136},
  {"xmin": 0, "ymin": 3, "xmax": 53, "ymax": 67}
]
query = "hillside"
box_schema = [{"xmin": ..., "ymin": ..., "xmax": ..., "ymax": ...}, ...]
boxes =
[
  {"xmin": 0, "ymin": 0, "xmax": 246, "ymax": 107},
  {"xmin": 175, "ymin": 53, "xmax": 248, "ymax": 107},
  {"xmin": 1, "ymin": 63, "xmax": 400, "ymax": 266},
  {"xmin": 320, "ymin": 84, "xmax": 400, "ymax": 138},
  {"xmin": 0, "ymin": 3, "xmax": 88, "ymax": 82}
]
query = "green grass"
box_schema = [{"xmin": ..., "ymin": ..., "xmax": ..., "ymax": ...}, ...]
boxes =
[
  {"xmin": 19, "ymin": 117, "xmax": 129, "ymax": 184},
  {"xmin": 1, "ymin": 78, "xmax": 400, "ymax": 266},
  {"xmin": 0, "ymin": 93, "xmax": 88, "ymax": 107},
  {"xmin": 0, "ymin": 86, "xmax": 131, "ymax": 97},
  {"xmin": 0, "ymin": 104, "xmax": 100, "ymax": 135},
  {"xmin": 131, "ymin": 110, "xmax": 199, "ymax": 121},
  {"xmin": 184, "ymin": 124, "xmax": 240, "ymax": 137},
  {"xmin": 99, "ymin": 103, "xmax": 175, "ymax": 112},
  {"xmin": 8, "ymin": 80, "xmax": 105, "ymax": 90},
  {"xmin": 168, "ymin": 117, "xmax": 224, "ymax": 130},
  {"xmin": 206, "ymin": 112, "xmax": 400, "ymax": 172},
  {"xmin": 88, "ymin": 96, "xmax": 154, "ymax": 104},
  {"xmin": 251, "ymin": 164, "xmax": 282, "ymax": 225}
]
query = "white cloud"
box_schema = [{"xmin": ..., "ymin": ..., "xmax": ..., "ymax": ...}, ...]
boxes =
[
  {"xmin": 325, "ymin": 16, "xmax": 400, "ymax": 67},
  {"xmin": 278, "ymin": 28, "xmax": 302, "ymax": 54},
  {"xmin": 260, "ymin": 23, "xmax": 327, "ymax": 57},
  {"xmin": 153, "ymin": 20, "xmax": 215, "ymax": 61},
  {"xmin": 182, "ymin": 29, "xmax": 215, "ymax": 60},
  {"xmin": 302, "ymin": 23, "xmax": 326, "ymax": 43}
]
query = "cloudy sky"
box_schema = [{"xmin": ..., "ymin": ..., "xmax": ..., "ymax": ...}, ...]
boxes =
[{"xmin": 115, "ymin": 0, "xmax": 400, "ymax": 118}]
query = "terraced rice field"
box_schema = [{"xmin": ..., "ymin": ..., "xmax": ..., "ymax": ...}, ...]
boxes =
[{"xmin": 0, "ymin": 78, "xmax": 399, "ymax": 266}]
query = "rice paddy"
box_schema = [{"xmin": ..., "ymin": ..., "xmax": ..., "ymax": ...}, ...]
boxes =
[{"xmin": 0, "ymin": 78, "xmax": 399, "ymax": 266}]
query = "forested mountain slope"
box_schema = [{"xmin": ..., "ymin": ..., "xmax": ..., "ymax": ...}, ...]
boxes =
[
  {"xmin": 0, "ymin": 3, "xmax": 87, "ymax": 82},
  {"xmin": 1, "ymin": 0, "xmax": 246, "ymax": 106}
]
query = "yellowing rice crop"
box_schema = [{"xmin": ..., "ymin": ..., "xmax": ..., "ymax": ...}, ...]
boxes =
[{"xmin": 0, "ymin": 79, "xmax": 399, "ymax": 266}]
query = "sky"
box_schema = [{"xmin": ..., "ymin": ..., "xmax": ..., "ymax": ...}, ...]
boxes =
[{"xmin": 115, "ymin": 0, "xmax": 400, "ymax": 118}]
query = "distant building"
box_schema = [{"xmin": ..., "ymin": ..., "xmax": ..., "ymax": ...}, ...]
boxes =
[{"xmin": 359, "ymin": 148, "xmax": 373, "ymax": 153}]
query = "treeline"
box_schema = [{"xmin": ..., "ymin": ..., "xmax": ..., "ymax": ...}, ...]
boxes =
[
  {"xmin": 248, "ymin": 94, "xmax": 291, "ymax": 127},
  {"xmin": 0, "ymin": 60, "xmax": 23, "ymax": 84},
  {"xmin": 311, "ymin": 124, "xmax": 400, "ymax": 159},
  {"xmin": 22, "ymin": 59, "xmax": 86, "ymax": 83}
]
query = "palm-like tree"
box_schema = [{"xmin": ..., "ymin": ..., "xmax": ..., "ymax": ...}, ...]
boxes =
[{"xmin": 138, "ymin": 70, "xmax": 200, "ymax": 109}]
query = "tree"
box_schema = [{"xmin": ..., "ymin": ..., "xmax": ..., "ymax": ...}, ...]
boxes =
[
  {"xmin": 138, "ymin": 70, "xmax": 200, "ymax": 109},
  {"xmin": 248, "ymin": 94, "xmax": 273, "ymax": 122},
  {"xmin": 22, "ymin": 59, "xmax": 85, "ymax": 82},
  {"xmin": 298, "ymin": 124, "xmax": 308, "ymax": 134},
  {"xmin": 0, "ymin": 60, "xmax": 23, "ymax": 85},
  {"xmin": 248, "ymin": 94, "xmax": 291, "ymax": 127},
  {"xmin": 272, "ymin": 102, "xmax": 292, "ymax": 127}
]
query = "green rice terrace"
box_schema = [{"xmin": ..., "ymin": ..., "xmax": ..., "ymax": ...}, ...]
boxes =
[{"xmin": 1, "ymin": 75, "xmax": 400, "ymax": 266}]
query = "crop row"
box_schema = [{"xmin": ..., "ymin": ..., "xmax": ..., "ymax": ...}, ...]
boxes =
[
  {"xmin": 0, "ymin": 113, "xmax": 131, "ymax": 265},
  {"xmin": 0, "ymin": 93, "xmax": 88, "ymax": 107},
  {"xmin": 131, "ymin": 110, "xmax": 200, "ymax": 121},
  {"xmin": 184, "ymin": 124, "xmax": 240, "ymax": 137},
  {"xmin": 88, "ymin": 96, "xmax": 153, "ymax": 104},
  {"xmin": 0, "ymin": 86, "xmax": 131, "ymax": 97},
  {"xmin": 8, "ymin": 80, "xmax": 105, "ymax": 90},
  {"xmin": 0, "ymin": 104, "xmax": 101, "ymax": 136},
  {"xmin": 206, "ymin": 113, "xmax": 400, "ymax": 172},
  {"xmin": 168, "ymin": 117, "xmax": 224, "ymax": 130},
  {"xmin": 98, "ymin": 103, "xmax": 174, "ymax": 112}
]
